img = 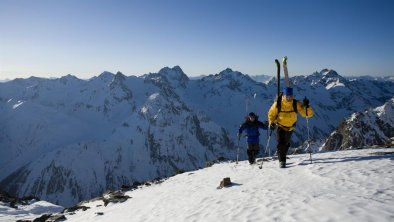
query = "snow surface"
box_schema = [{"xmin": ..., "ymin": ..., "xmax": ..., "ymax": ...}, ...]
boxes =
[
  {"xmin": 325, "ymin": 79, "xmax": 348, "ymax": 92},
  {"xmin": 60, "ymin": 148, "xmax": 394, "ymax": 222},
  {"xmin": 249, "ymin": 74, "xmax": 274, "ymax": 84},
  {"xmin": 0, "ymin": 200, "xmax": 63, "ymax": 222}
]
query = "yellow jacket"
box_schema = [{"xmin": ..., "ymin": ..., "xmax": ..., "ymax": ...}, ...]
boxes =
[{"xmin": 268, "ymin": 97, "xmax": 314, "ymax": 131}]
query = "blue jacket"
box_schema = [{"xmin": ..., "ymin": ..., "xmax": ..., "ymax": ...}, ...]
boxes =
[{"xmin": 238, "ymin": 119, "xmax": 268, "ymax": 144}]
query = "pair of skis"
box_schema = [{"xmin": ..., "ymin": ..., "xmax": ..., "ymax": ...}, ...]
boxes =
[{"xmin": 257, "ymin": 58, "xmax": 284, "ymax": 169}]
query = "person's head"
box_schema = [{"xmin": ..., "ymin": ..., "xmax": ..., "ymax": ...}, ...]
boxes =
[
  {"xmin": 248, "ymin": 112, "xmax": 256, "ymax": 121},
  {"xmin": 283, "ymin": 87, "xmax": 294, "ymax": 101}
]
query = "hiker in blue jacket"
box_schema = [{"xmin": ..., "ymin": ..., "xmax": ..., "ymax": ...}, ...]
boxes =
[{"xmin": 238, "ymin": 112, "xmax": 269, "ymax": 164}]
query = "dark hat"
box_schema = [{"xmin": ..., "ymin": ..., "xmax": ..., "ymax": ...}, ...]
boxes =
[
  {"xmin": 283, "ymin": 87, "xmax": 293, "ymax": 96},
  {"xmin": 248, "ymin": 112, "xmax": 256, "ymax": 117}
]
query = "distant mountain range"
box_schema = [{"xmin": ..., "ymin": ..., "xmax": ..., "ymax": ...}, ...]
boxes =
[{"xmin": 0, "ymin": 66, "xmax": 393, "ymax": 206}]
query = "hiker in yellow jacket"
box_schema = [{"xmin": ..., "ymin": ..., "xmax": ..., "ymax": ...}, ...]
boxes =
[{"xmin": 268, "ymin": 87, "xmax": 314, "ymax": 168}]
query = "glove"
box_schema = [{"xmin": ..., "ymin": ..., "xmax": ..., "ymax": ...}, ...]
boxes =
[
  {"xmin": 263, "ymin": 121, "xmax": 273, "ymax": 130},
  {"xmin": 269, "ymin": 124, "xmax": 276, "ymax": 130},
  {"xmin": 303, "ymin": 97, "xmax": 310, "ymax": 108}
]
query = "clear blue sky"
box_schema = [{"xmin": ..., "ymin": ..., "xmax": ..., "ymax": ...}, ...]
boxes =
[{"xmin": 1, "ymin": 0, "xmax": 393, "ymax": 79}]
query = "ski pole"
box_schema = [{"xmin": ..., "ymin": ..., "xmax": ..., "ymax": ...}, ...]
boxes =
[
  {"xmin": 236, "ymin": 137, "xmax": 240, "ymax": 164},
  {"xmin": 253, "ymin": 93, "xmax": 257, "ymax": 112},
  {"xmin": 305, "ymin": 101, "xmax": 312, "ymax": 164},
  {"xmin": 260, "ymin": 127, "xmax": 274, "ymax": 169},
  {"xmin": 264, "ymin": 126, "xmax": 274, "ymax": 156},
  {"xmin": 245, "ymin": 96, "xmax": 249, "ymax": 115},
  {"xmin": 306, "ymin": 117, "xmax": 312, "ymax": 164}
]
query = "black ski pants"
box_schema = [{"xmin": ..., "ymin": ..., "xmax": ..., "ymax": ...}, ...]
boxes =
[
  {"xmin": 247, "ymin": 143, "xmax": 259, "ymax": 164},
  {"xmin": 276, "ymin": 127, "xmax": 293, "ymax": 163}
]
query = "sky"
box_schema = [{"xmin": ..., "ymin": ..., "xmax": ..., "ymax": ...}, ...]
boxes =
[{"xmin": 1, "ymin": 0, "xmax": 393, "ymax": 80}]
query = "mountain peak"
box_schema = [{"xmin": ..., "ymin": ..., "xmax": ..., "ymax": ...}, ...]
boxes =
[
  {"xmin": 158, "ymin": 66, "xmax": 187, "ymax": 78},
  {"xmin": 59, "ymin": 74, "xmax": 81, "ymax": 84},
  {"xmin": 95, "ymin": 71, "xmax": 115, "ymax": 82},
  {"xmin": 217, "ymin": 68, "xmax": 240, "ymax": 78},
  {"xmin": 109, "ymin": 71, "xmax": 127, "ymax": 90},
  {"xmin": 61, "ymin": 74, "xmax": 78, "ymax": 79},
  {"xmin": 375, "ymin": 97, "xmax": 394, "ymax": 118},
  {"xmin": 320, "ymin": 69, "xmax": 340, "ymax": 77},
  {"xmin": 215, "ymin": 68, "xmax": 255, "ymax": 83},
  {"xmin": 114, "ymin": 71, "xmax": 126, "ymax": 81},
  {"xmin": 99, "ymin": 71, "xmax": 114, "ymax": 76},
  {"xmin": 222, "ymin": 68, "xmax": 233, "ymax": 73},
  {"xmin": 172, "ymin": 65, "xmax": 184, "ymax": 73},
  {"xmin": 157, "ymin": 66, "xmax": 189, "ymax": 86},
  {"xmin": 314, "ymin": 69, "xmax": 348, "ymax": 90}
]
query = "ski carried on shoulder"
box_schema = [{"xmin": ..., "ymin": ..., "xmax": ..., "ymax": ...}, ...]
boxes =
[
  {"xmin": 275, "ymin": 59, "xmax": 281, "ymax": 98},
  {"xmin": 259, "ymin": 59, "xmax": 280, "ymax": 169},
  {"xmin": 283, "ymin": 56, "xmax": 290, "ymax": 87}
]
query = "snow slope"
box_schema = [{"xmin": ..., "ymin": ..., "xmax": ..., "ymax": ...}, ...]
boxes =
[
  {"xmin": 0, "ymin": 200, "xmax": 63, "ymax": 222},
  {"xmin": 58, "ymin": 148, "xmax": 393, "ymax": 222}
]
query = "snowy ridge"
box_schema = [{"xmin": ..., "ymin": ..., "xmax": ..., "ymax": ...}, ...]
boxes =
[
  {"xmin": 0, "ymin": 66, "xmax": 393, "ymax": 206},
  {"xmin": 31, "ymin": 148, "xmax": 394, "ymax": 222},
  {"xmin": 322, "ymin": 98, "xmax": 394, "ymax": 150}
]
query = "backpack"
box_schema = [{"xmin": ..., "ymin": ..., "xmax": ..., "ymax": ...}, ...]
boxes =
[{"xmin": 275, "ymin": 92, "xmax": 298, "ymax": 120}]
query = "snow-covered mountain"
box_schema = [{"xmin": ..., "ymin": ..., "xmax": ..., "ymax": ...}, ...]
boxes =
[
  {"xmin": 8, "ymin": 148, "xmax": 393, "ymax": 222},
  {"xmin": 322, "ymin": 98, "xmax": 394, "ymax": 150},
  {"xmin": 0, "ymin": 66, "xmax": 393, "ymax": 206},
  {"xmin": 0, "ymin": 67, "xmax": 235, "ymax": 206}
]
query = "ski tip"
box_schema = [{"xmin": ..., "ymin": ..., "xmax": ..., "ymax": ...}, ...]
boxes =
[{"xmin": 283, "ymin": 56, "xmax": 288, "ymax": 64}]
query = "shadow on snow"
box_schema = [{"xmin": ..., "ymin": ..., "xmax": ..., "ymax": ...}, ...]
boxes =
[{"xmin": 305, "ymin": 151, "xmax": 394, "ymax": 164}]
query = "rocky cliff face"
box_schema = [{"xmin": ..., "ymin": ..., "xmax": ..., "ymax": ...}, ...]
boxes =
[{"xmin": 322, "ymin": 98, "xmax": 394, "ymax": 150}]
